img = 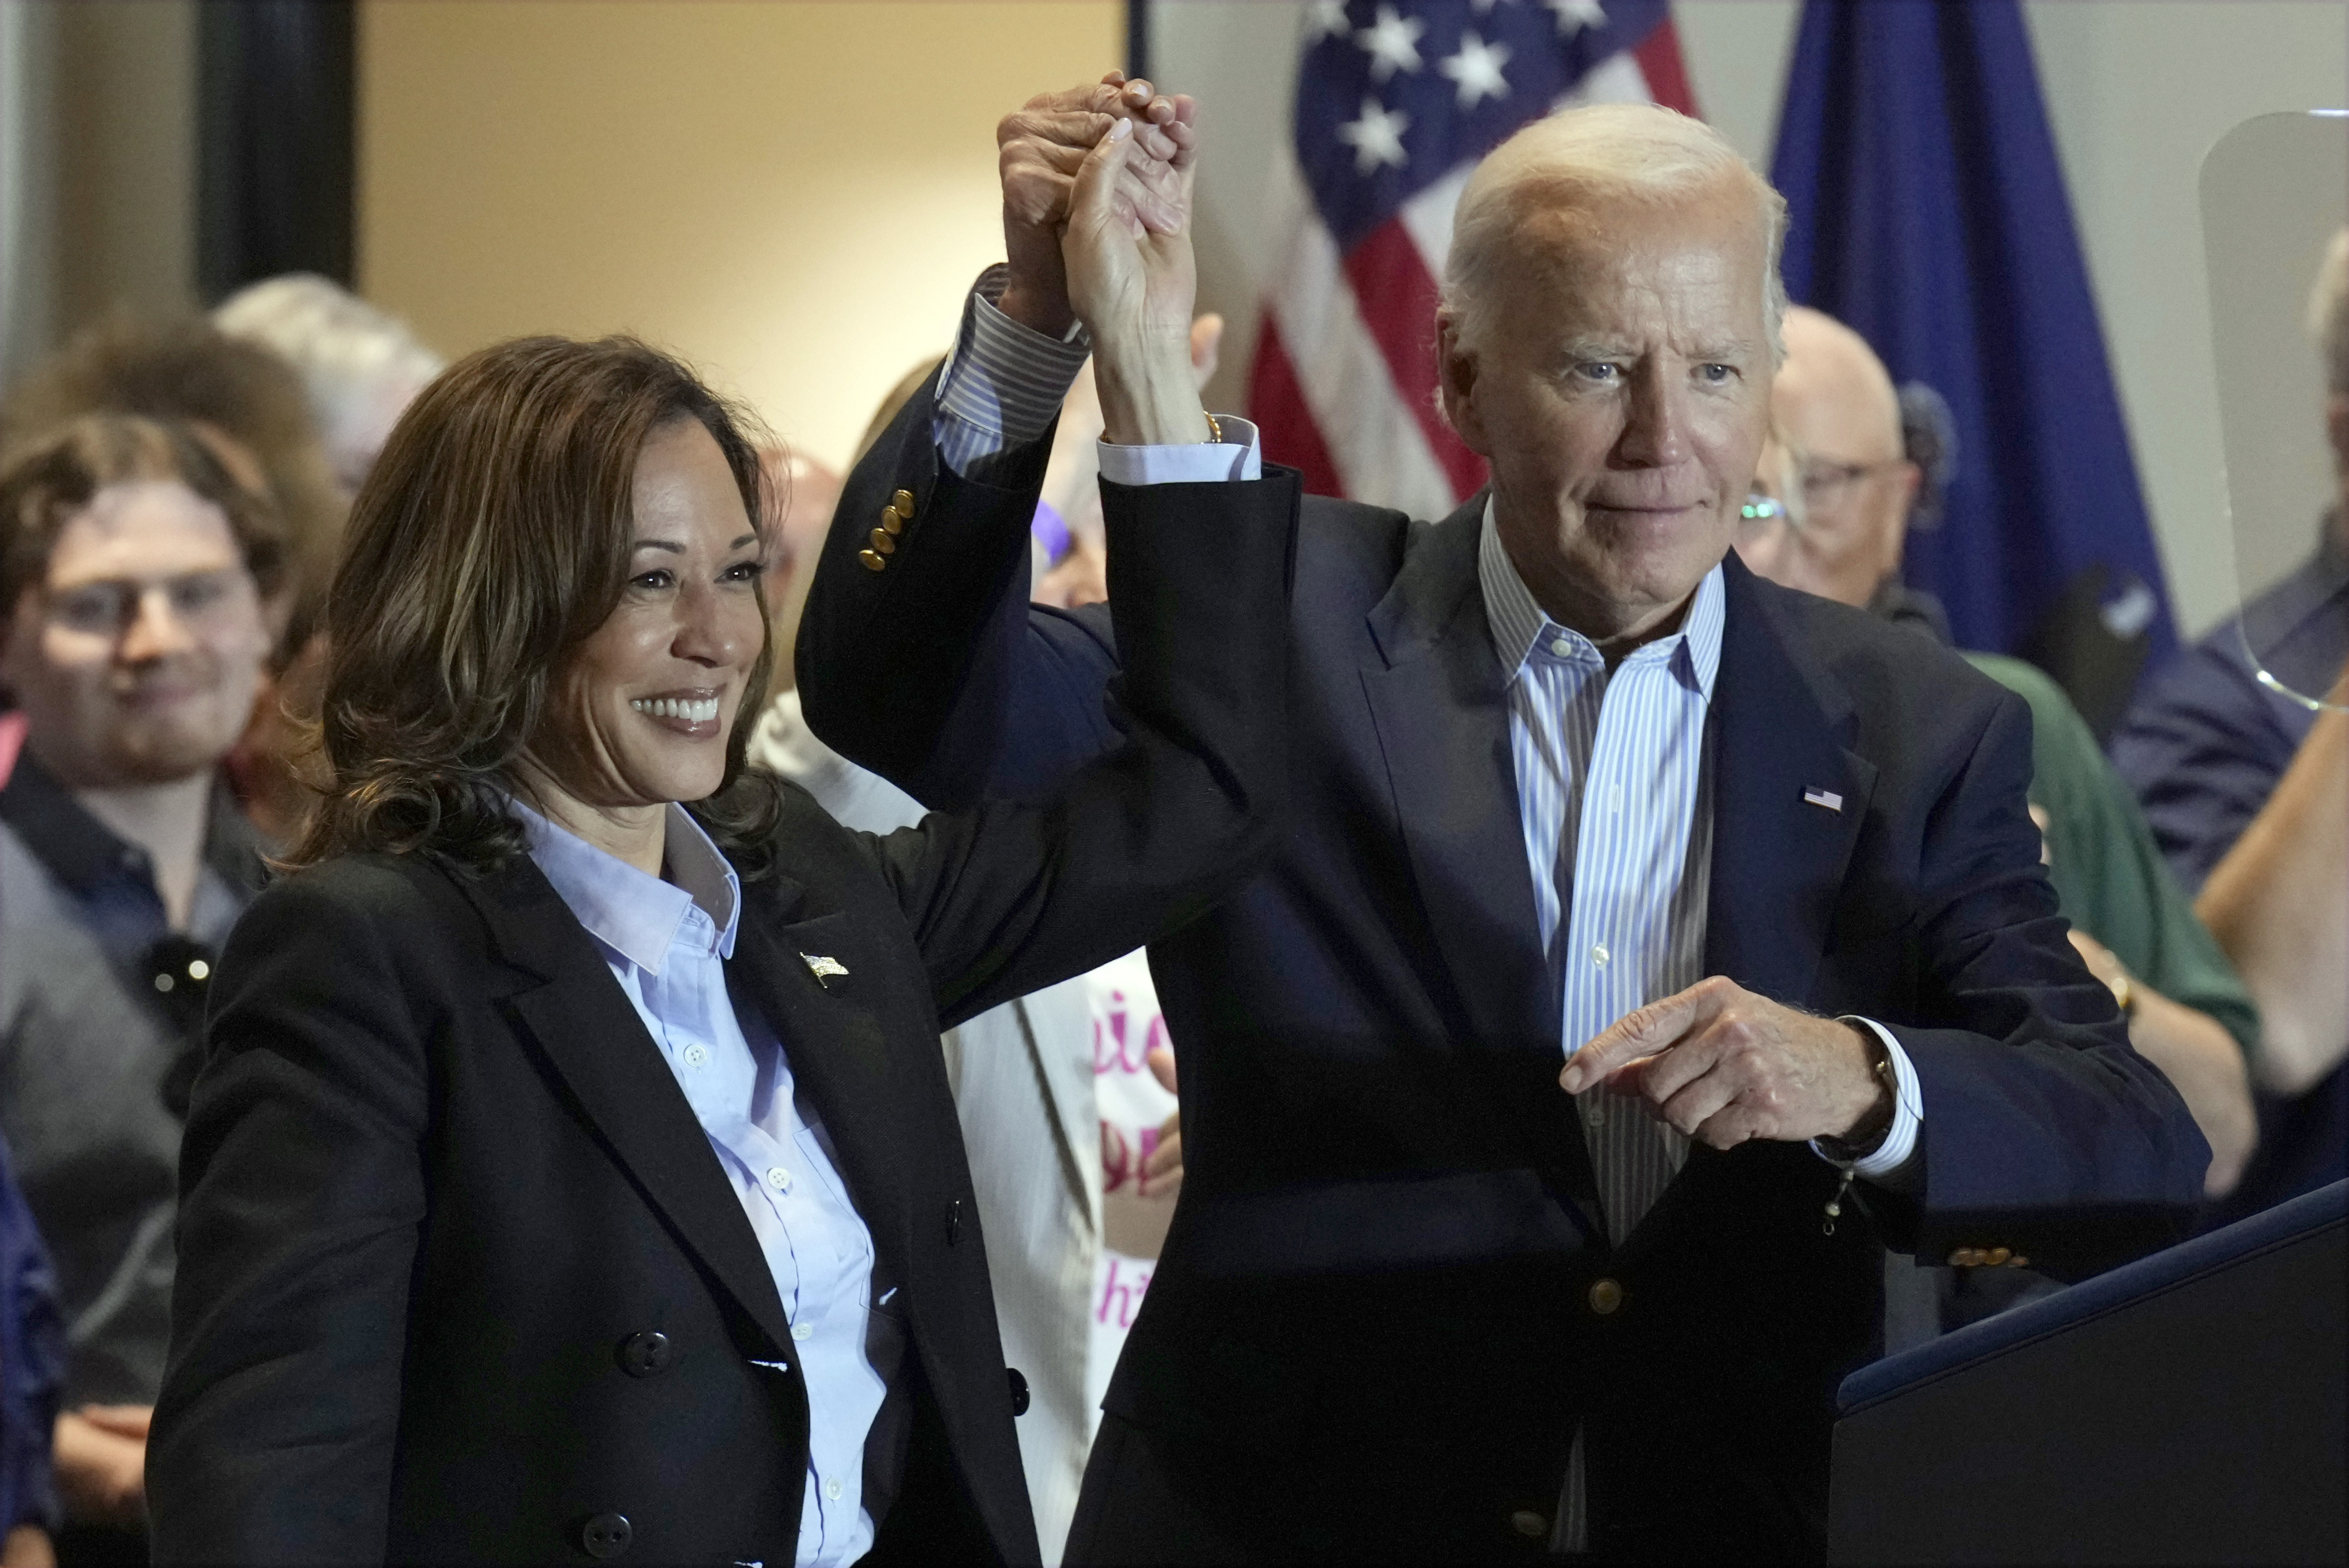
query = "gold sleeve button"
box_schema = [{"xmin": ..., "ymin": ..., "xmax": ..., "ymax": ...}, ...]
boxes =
[
  {"xmin": 892, "ymin": 489, "xmax": 916, "ymax": 516},
  {"xmin": 869, "ymin": 529, "xmax": 896, "ymax": 555},
  {"xmin": 1587, "ymin": 1278, "xmax": 1623, "ymax": 1316},
  {"xmin": 857, "ymin": 549, "xmax": 887, "ymax": 572},
  {"xmin": 879, "ymin": 504, "xmax": 904, "ymax": 535}
]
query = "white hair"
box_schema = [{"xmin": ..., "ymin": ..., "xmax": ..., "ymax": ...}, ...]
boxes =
[
  {"xmin": 1440, "ymin": 102, "xmax": 1789, "ymax": 361},
  {"xmin": 212, "ymin": 274, "xmax": 444, "ymax": 459},
  {"xmin": 2310, "ymin": 226, "xmax": 2349, "ymax": 395}
]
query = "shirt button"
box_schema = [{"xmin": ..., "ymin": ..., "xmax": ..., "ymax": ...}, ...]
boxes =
[
  {"xmin": 1549, "ymin": 636, "xmax": 1572, "ymax": 657},
  {"xmin": 1591, "ymin": 944, "xmax": 1610, "ymax": 967},
  {"xmin": 1583, "ymin": 1097, "xmax": 1605, "ymax": 1129},
  {"xmin": 765, "ymin": 1167, "xmax": 792, "ymax": 1193},
  {"xmin": 825, "ymin": 1477, "xmax": 843, "ymax": 1502},
  {"xmin": 682, "ymin": 1043, "xmax": 710, "ymax": 1068},
  {"xmin": 792, "ymin": 1321, "xmax": 814, "ymax": 1341}
]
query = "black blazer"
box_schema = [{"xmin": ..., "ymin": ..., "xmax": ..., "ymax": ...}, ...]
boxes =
[
  {"xmin": 146, "ymin": 466, "xmax": 1295, "ymax": 1567},
  {"xmin": 796, "ymin": 381, "xmax": 2209, "ymax": 1563}
]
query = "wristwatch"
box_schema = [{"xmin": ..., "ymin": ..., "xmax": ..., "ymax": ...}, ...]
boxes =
[
  {"xmin": 1815, "ymin": 1021, "xmax": 1898, "ymax": 1163},
  {"xmin": 2107, "ymin": 967, "xmax": 2137, "ymax": 1019}
]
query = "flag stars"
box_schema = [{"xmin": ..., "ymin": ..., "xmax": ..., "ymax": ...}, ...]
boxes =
[
  {"xmin": 1338, "ymin": 96, "xmax": 1412, "ymax": 174},
  {"xmin": 1355, "ymin": 3, "xmax": 1426, "ymax": 82},
  {"xmin": 1306, "ymin": 0, "xmax": 1352, "ymax": 44},
  {"xmin": 1546, "ymin": 0, "xmax": 1607, "ymax": 34},
  {"xmin": 1439, "ymin": 31, "xmax": 1512, "ymax": 110}
]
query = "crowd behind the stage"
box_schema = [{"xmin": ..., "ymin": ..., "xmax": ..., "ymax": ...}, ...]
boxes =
[{"xmin": 0, "ymin": 70, "xmax": 2342, "ymax": 1568}]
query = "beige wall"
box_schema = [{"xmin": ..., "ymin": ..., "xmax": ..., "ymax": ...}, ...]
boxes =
[
  {"xmin": 0, "ymin": 0, "xmax": 197, "ymax": 386},
  {"xmin": 358, "ymin": 0, "xmax": 1122, "ymax": 473}
]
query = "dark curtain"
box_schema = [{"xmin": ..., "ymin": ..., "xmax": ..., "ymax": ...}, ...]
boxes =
[{"xmin": 197, "ymin": 0, "xmax": 354, "ymax": 302}]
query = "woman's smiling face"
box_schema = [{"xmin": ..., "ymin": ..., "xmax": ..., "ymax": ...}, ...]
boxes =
[{"xmin": 535, "ymin": 417, "xmax": 766, "ymax": 813}]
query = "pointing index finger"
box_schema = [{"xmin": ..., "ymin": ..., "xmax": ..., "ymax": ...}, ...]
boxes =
[{"xmin": 1559, "ymin": 982, "xmax": 1717, "ymax": 1094}]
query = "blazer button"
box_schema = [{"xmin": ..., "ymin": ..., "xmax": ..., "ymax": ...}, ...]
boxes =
[
  {"xmin": 1587, "ymin": 1277, "xmax": 1624, "ymax": 1316},
  {"xmin": 868, "ymin": 527, "xmax": 897, "ymax": 556},
  {"xmin": 857, "ymin": 548, "xmax": 888, "ymax": 572},
  {"xmin": 1511, "ymin": 1510, "xmax": 1549, "ymax": 1539},
  {"xmin": 891, "ymin": 488, "xmax": 915, "ymax": 517},
  {"xmin": 1007, "ymin": 1366, "xmax": 1030, "ymax": 1416},
  {"xmin": 616, "ymin": 1330, "xmax": 672, "ymax": 1378},
  {"xmin": 581, "ymin": 1512, "xmax": 632, "ymax": 1560},
  {"xmin": 879, "ymin": 503, "xmax": 905, "ymax": 535}
]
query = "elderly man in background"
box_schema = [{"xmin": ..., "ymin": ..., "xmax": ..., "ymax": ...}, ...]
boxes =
[
  {"xmin": 1740, "ymin": 306, "xmax": 2260, "ymax": 1204},
  {"xmin": 799, "ymin": 82, "xmax": 2206, "ymax": 1561},
  {"xmin": 210, "ymin": 276, "xmax": 443, "ymax": 848},
  {"xmin": 2112, "ymin": 228, "xmax": 2349, "ymax": 1232},
  {"xmin": 211, "ymin": 275, "xmax": 443, "ymax": 505}
]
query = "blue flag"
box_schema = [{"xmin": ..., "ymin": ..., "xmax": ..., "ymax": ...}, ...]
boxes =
[{"xmin": 1770, "ymin": 0, "xmax": 2176, "ymax": 662}]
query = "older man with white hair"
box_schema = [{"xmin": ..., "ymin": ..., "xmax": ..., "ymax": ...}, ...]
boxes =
[
  {"xmin": 211, "ymin": 274, "xmax": 442, "ymax": 501},
  {"xmin": 799, "ymin": 82, "xmax": 2207, "ymax": 1562}
]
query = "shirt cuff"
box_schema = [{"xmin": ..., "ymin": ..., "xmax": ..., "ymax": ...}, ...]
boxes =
[
  {"xmin": 935, "ymin": 264, "xmax": 1093, "ymax": 480},
  {"xmin": 1097, "ymin": 416, "xmax": 1264, "ymax": 486},
  {"xmin": 1812, "ymin": 1016, "xmax": 1923, "ymax": 1181}
]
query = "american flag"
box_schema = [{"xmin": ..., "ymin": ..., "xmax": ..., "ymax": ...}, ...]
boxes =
[{"xmin": 1246, "ymin": 0, "xmax": 1699, "ymax": 516}]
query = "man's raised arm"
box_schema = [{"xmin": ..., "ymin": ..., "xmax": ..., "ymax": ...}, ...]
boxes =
[{"xmin": 797, "ymin": 75, "xmax": 1253, "ymax": 810}]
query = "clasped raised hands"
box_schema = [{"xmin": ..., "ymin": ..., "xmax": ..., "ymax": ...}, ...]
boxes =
[{"xmin": 999, "ymin": 73, "xmax": 1206, "ymax": 445}]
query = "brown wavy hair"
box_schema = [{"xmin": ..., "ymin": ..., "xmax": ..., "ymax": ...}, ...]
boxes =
[
  {"xmin": 0, "ymin": 413, "xmax": 290, "ymax": 638},
  {"xmin": 1, "ymin": 314, "xmax": 344, "ymax": 666},
  {"xmin": 291, "ymin": 335, "xmax": 783, "ymax": 878}
]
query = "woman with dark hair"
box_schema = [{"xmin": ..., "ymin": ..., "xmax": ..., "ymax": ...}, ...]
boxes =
[{"xmin": 145, "ymin": 125, "xmax": 1280, "ymax": 1566}]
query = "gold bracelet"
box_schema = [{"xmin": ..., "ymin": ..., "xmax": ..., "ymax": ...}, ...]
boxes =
[{"xmin": 1204, "ymin": 410, "xmax": 1224, "ymax": 444}]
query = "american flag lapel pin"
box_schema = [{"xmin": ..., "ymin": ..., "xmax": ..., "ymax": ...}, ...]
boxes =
[
  {"xmin": 800, "ymin": 953, "xmax": 848, "ymax": 987},
  {"xmin": 1802, "ymin": 787, "xmax": 1845, "ymax": 813}
]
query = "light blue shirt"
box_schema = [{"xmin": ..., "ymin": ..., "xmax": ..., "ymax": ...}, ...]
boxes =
[{"xmin": 519, "ymin": 802, "xmax": 898, "ymax": 1568}]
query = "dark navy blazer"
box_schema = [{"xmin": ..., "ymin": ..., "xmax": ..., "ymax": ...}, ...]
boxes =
[{"xmin": 798, "ymin": 383, "xmax": 2210, "ymax": 1564}]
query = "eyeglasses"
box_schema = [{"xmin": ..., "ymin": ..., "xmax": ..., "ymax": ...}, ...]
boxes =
[
  {"xmin": 1795, "ymin": 457, "xmax": 1907, "ymax": 513},
  {"xmin": 44, "ymin": 570, "xmax": 258, "ymax": 638}
]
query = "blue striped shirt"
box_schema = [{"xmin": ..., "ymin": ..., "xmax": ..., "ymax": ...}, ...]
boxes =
[
  {"xmin": 1479, "ymin": 504, "xmax": 1919, "ymax": 1551},
  {"xmin": 1479, "ymin": 503, "xmax": 1721, "ymax": 1244}
]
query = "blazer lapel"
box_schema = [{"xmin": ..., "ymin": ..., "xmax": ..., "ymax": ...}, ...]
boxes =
[
  {"xmin": 464, "ymin": 861, "xmax": 795, "ymax": 1355},
  {"xmin": 1360, "ymin": 496, "xmax": 1558, "ymax": 1059},
  {"xmin": 724, "ymin": 899, "xmax": 915, "ymax": 1297},
  {"xmin": 1703, "ymin": 553, "xmax": 1877, "ymax": 1005},
  {"xmin": 1359, "ymin": 499, "xmax": 1600, "ymax": 1224},
  {"xmin": 1017, "ymin": 980, "xmax": 1104, "ymax": 1231}
]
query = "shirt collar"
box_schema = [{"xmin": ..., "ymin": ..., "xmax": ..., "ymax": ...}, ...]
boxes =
[
  {"xmin": 514, "ymin": 798, "xmax": 740, "ymax": 975},
  {"xmin": 0, "ymin": 748, "xmax": 264, "ymax": 900},
  {"xmin": 1476, "ymin": 496, "xmax": 1724, "ymax": 700}
]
